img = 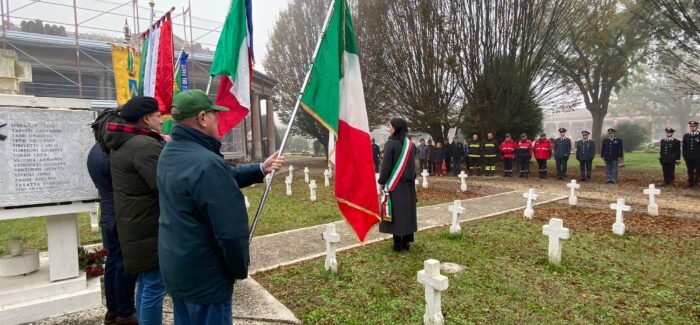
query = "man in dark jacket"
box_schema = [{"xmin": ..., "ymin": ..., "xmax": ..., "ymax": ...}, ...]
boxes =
[
  {"xmin": 157, "ymin": 90, "xmax": 284, "ymax": 324},
  {"xmin": 575, "ymin": 130, "xmax": 595, "ymax": 181},
  {"xmin": 87, "ymin": 108, "xmax": 138, "ymax": 325},
  {"xmin": 417, "ymin": 139, "xmax": 428, "ymax": 173},
  {"xmin": 372, "ymin": 138, "xmax": 381, "ymax": 173},
  {"xmin": 443, "ymin": 140, "xmax": 453, "ymax": 173},
  {"xmin": 660, "ymin": 127, "xmax": 681, "ymax": 186},
  {"xmin": 104, "ymin": 96, "xmax": 167, "ymax": 324},
  {"xmin": 451, "ymin": 138, "xmax": 464, "ymax": 176},
  {"xmin": 601, "ymin": 128, "xmax": 624, "ymax": 184},
  {"xmin": 553, "ymin": 128, "xmax": 572, "ymax": 180},
  {"xmin": 683, "ymin": 120, "xmax": 700, "ymax": 187}
]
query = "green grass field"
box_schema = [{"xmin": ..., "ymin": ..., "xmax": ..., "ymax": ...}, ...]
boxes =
[
  {"xmin": 256, "ymin": 204, "xmax": 700, "ymax": 324},
  {"xmin": 562, "ymin": 151, "xmax": 687, "ymax": 173}
]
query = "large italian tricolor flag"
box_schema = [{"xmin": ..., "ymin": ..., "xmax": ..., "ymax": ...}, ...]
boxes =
[
  {"xmin": 211, "ymin": 0, "xmax": 252, "ymax": 138},
  {"xmin": 301, "ymin": 0, "xmax": 379, "ymax": 242},
  {"xmin": 138, "ymin": 12, "xmax": 174, "ymax": 132}
]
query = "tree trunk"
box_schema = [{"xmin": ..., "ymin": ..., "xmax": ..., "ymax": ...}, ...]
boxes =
[
  {"xmin": 428, "ymin": 123, "xmax": 445, "ymax": 144},
  {"xmin": 588, "ymin": 102, "xmax": 606, "ymax": 151}
]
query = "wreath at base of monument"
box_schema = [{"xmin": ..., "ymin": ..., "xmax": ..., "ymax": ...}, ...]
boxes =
[{"xmin": 78, "ymin": 247, "xmax": 108, "ymax": 278}]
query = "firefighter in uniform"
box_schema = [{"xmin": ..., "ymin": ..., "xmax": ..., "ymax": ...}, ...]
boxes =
[
  {"xmin": 533, "ymin": 133, "xmax": 553, "ymax": 179},
  {"xmin": 601, "ymin": 128, "xmax": 624, "ymax": 184},
  {"xmin": 575, "ymin": 130, "xmax": 595, "ymax": 181},
  {"xmin": 482, "ymin": 132, "xmax": 499, "ymax": 176},
  {"xmin": 682, "ymin": 120, "xmax": 700, "ymax": 187},
  {"xmin": 467, "ymin": 134, "xmax": 483, "ymax": 176},
  {"xmin": 516, "ymin": 133, "xmax": 533, "ymax": 178},
  {"xmin": 499, "ymin": 133, "xmax": 516, "ymax": 177},
  {"xmin": 553, "ymin": 128, "xmax": 571, "ymax": 180},
  {"xmin": 659, "ymin": 127, "xmax": 681, "ymax": 186}
]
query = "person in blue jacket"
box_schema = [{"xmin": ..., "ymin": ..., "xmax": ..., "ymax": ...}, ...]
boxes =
[
  {"xmin": 157, "ymin": 90, "xmax": 284, "ymax": 325},
  {"xmin": 601, "ymin": 128, "xmax": 624, "ymax": 184}
]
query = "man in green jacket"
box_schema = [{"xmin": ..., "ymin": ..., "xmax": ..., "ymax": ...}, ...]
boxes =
[
  {"xmin": 104, "ymin": 96, "xmax": 167, "ymax": 325},
  {"xmin": 157, "ymin": 90, "xmax": 284, "ymax": 325}
]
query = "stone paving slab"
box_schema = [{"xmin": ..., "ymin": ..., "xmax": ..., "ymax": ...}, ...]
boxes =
[{"xmin": 250, "ymin": 191, "xmax": 566, "ymax": 274}]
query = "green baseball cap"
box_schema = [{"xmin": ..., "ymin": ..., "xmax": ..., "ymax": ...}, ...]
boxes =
[{"xmin": 171, "ymin": 89, "xmax": 228, "ymax": 121}]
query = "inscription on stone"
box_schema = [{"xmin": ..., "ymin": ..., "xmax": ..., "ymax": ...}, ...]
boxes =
[{"xmin": 0, "ymin": 107, "xmax": 97, "ymax": 207}]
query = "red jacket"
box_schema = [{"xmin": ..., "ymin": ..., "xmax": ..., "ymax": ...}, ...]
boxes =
[
  {"xmin": 499, "ymin": 139, "xmax": 516, "ymax": 159},
  {"xmin": 516, "ymin": 139, "xmax": 533, "ymax": 158},
  {"xmin": 533, "ymin": 138, "xmax": 553, "ymax": 160}
]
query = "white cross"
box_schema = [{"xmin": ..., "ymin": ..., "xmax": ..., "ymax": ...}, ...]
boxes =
[
  {"xmin": 324, "ymin": 169, "xmax": 331, "ymax": 187},
  {"xmin": 542, "ymin": 218, "xmax": 570, "ymax": 265},
  {"xmin": 244, "ymin": 196, "xmax": 250, "ymax": 209},
  {"xmin": 567, "ymin": 180, "xmax": 580, "ymax": 206},
  {"xmin": 421, "ymin": 169, "xmax": 429, "ymax": 189},
  {"xmin": 288, "ymin": 165, "xmax": 294, "ymax": 181},
  {"xmin": 643, "ymin": 184, "xmax": 660, "ymax": 216},
  {"xmin": 304, "ymin": 167, "xmax": 310, "ymax": 183},
  {"xmin": 458, "ymin": 171, "xmax": 468, "ymax": 192},
  {"xmin": 309, "ymin": 180, "xmax": 318, "ymax": 202},
  {"xmin": 610, "ymin": 198, "xmax": 631, "ymax": 235},
  {"xmin": 376, "ymin": 173, "xmax": 381, "ymax": 194},
  {"xmin": 285, "ymin": 176, "xmax": 293, "ymax": 196},
  {"xmin": 322, "ymin": 223, "xmax": 340, "ymax": 273},
  {"xmin": 415, "ymin": 179, "xmax": 419, "ymax": 191},
  {"xmin": 523, "ymin": 189, "xmax": 538, "ymax": 219},
  {"xmin": 89, "ymin": 203, "xmax": 99, "ymax": 232},
  {"xmin": 448, "ymin": 200, "xmax": 464, "ymax": 234},
  {"xmin": 417, "ymin": 259, "xmax": 449, "ymax": 325}
]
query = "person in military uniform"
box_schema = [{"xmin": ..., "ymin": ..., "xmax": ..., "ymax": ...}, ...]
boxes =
[
  {"xmin": 682, "ymin": 120, "xmax": 700, "ymax": 187},
  {"xmin": 601, "ymin": 128, "xmax": 624, "ymax": 184},
  {"xmin": 553, "ymin": 128, "xmax": 572, "ymax": 180},
  {"xmin": 467, "ymin": 134, "xmax": 483, "ymax": 176},
  {"xmin": 575, "ymin": 130, "xmax": 595, "ymax": 181},
  {"xmin": 451, "ymin": 138, "xmax": 464, "ymax": 176},
  {"xmin": 659, "ymin": 127, "xmax": 681, "ymax": 186},
  {"xmin": 482, "ymin": 132, "xmax": 499, "ymax": 176},
  {"xmin": 372, "ymin": 138, "xmax": 381, "ymax": 173}
]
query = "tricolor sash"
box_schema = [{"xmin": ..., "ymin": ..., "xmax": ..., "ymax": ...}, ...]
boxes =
[{"xmin": 380, "ymin": 138, "xmax": 413, "ymax": 222}]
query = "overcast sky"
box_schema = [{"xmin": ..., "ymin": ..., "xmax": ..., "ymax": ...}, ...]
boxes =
[{"xmin": 9, "ymin": 0, "xmax": 291, "ymax": 72}]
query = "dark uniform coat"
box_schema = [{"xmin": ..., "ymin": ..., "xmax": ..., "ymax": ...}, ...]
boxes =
[
  {"xmin": 553, "ymin": 137, "xmax": 571, "ymax": 159},
  {"xmin": 660, "ymin": 137, "xmax": 681, "ymax": 163},
  {"xmin": 601, "ymin": 137, "xmax": 624, "ymax": 161},
  {"xmin": 482, "ymin": 139, "xmax": 499, "ymax": 158},
  {"xmin": 378, "ymin": 136, "xmax": 417, "ymax": 236},
  {"xmin": 575, "ymin": 139, "xmax": 596, "ymax": 161},
  {"xmin": 683, "ymin": 131, "xmax": 700, "ymax": 161}
]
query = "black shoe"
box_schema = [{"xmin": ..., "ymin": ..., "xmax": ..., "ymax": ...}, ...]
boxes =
[
  {"xmin": 392, "ymin": 244, "xmax": 402, "ymax": 252},
  {"xmin": 104, "ymin": 311, "xmax": 117, "ymax": 325},
  {"xmin": 401, "ymin": 242, "xmax": 410, "ymax": 251},
  {"xmin": 578, "ymin": 178, "xmax": 586, "ymax": 181}
]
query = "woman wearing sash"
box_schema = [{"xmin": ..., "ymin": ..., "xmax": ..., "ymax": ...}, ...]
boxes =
[{"xmin": 378, "ymin": 118, "xmax": 418, "ymax": 252}]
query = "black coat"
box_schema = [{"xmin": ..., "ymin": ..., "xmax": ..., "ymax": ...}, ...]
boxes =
[
  {"xmin": 683, "ymin": 132, "xmax": 700, "ymax": 160},
  {"xmin": 601, "ymin": 137, "xmax": 624, "ymax": 161},
  {"xmin": 86, "ymin": 143, "xmax": 116, "ymax": 229},
  {"xmin": 378, "ymin": 137, "xmax": 417, "ymax": 236},
  {"xmin": 432, "ymin": 147, "xmax": 445, "ymax": 163},
  {"xmin": 575, "ymin": 139, "xmax": 595, "ymax": 161},
  {"xmin": 105, "ymin": 127, "xmax": 163, "ymax": 274},
  {"xmin": 660, "ymin": 138, "xmax": 681, "ymax": 163}
]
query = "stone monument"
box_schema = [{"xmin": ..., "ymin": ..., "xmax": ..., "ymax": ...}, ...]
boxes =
[
  {"xmin": 288, "ymin": 165, "xmax": 294, "ymax": 181},
  {"xmin": 245, "ymin": 196, "xmax": 251, "ymax": 209},
  {"xmin": 0, "ymin": 49, "xmax": 32, "ymax": 95},
  {"xmin": 304, "ymin": 167, "xmax": 310, "ymax": 183},
  {"xmin": 309, "ymin": 180, "xmax": 317, "ymax": 202},
  {"xmin": 417, "ymin": 259, "xmax": 449, "ymax": 325},
  {"xmin": 542, "ymin": 218, "xmax": 570, "ymax": 265},
  {"xmin": 0, "ymin": 94, "xmax": 101, "ymax": 324},
  {"xmin": 324, "ymin": 169, "xmax": 331, "ymax": 187},
  {"xmin": 285, "ymin": 176, "xmax": 293, "ymax": 196}
]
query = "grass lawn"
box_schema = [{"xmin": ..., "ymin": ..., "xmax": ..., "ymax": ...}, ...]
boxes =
[
  {"xmin": 0, "ymin": 172, "xmax": 477, "ymax": 255},
  {"xmin": 255, "ymin": 204, "xmax": 700, "ymax": 324},
  {"xmin": 0, "ymin": 213, "xmax": 102, "ymax": 256},
  {"xmin": 562, "ymin": 151, "xmax": 687, "ymax": 173}
]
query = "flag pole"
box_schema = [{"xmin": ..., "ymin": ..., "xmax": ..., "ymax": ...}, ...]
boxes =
[
  {"xmin": 249, "ymin": 0, "xmax": 338, "ymax": 244},
  {"xmin": 205, "ymin": 0, "xmax": 233, "ymax": 96}
]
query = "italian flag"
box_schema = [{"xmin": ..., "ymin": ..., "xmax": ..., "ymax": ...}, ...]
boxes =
[
  {"xmin": 301, "ymin": 0, "xmax": 379, "ymax": 242},
  {"xmin": 211, "ymin": 0, "xmax": 252, "ymax": 138},
  {"xmin": 137, "ymin": 13, "xmax": 174, "ymax": 130}
]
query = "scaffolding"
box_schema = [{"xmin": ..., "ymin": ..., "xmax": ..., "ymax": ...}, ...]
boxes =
[{"xmin": 0, "ymin": 0, "xmax": 224, "ymax": 99}]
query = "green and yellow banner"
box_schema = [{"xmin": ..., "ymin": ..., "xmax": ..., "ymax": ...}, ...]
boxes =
[{"xmin": 111, "ymin": 44, "xmax": 141, "ymax": 105}]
